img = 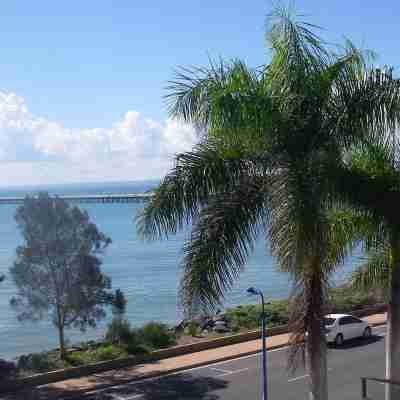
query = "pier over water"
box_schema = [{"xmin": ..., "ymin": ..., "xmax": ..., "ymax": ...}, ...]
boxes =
[{"xmin": 0, "ymin": 193, "xmax": 154, "ymax": 205}]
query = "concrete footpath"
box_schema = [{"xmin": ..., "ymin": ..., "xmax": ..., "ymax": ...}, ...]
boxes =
[{"xmin": 40, "ymin": 312, "xmax": 386, "ymax": 396}]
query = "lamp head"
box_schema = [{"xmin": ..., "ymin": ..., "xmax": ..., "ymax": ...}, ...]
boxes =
[{"xmin": 247, "ymin": 287, "xmax": 259, "ymax": 296}]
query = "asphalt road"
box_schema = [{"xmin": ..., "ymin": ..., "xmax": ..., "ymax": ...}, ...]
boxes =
[{"xmin": 7, "ymin": 326, "xmax": 388, "ymax": 400}]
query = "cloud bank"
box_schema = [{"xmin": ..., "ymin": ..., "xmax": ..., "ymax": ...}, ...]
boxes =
[{"xmin": 0, "ymin": 92, "xmax": 198, "ymax": 186}]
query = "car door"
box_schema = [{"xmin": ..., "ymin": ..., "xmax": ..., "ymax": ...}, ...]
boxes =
[
  {"xmin": 347, "ymin": 316, "xmax": 365, "ymax": 337},
  {"xmin": 339, "ymin": 316, "xmax": 357, "ymax": 339}
]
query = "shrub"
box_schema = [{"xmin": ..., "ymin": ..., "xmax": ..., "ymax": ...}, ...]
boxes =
[
  {"xmin": 94, "ymin": 345, "xmax": 123, "ymax": 361},
  {"xmin": 225, "ymin": 300, "xmax": 289, "ymax": 331},
  {"xmin": 122, "ymin": 328, "xmax": 144, "ymax": 354},
  {"xmin": 105, "ymin": 318, "xmax": 132, "ymax": 344},
  {"xmin": 186, "ymin": 322, "xmax": 199, "ymax": 337},
  {"xmin": 0, "ymin": 359, "xmax": 17, "ymax": 380},
  {"xmin": 18, "ymin": 353, "xmax": 52, "ymax": 373},
  {"xmin": 139, "ymin": 322, "xmax": 176, "ymax": 349}
]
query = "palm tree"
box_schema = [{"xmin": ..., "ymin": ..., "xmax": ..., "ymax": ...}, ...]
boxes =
[
  {"xmin": 138, "ymin": 7, "xmax": 400, "ymax": 400},
  {"xmin": 331, "ymin": 143, "xmax": 400, "ymax": 400}
]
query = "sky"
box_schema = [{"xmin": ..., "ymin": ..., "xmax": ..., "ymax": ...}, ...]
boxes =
[{"xmin": 0, "ymin": 1, "xmax": 398, "ymax": 186}]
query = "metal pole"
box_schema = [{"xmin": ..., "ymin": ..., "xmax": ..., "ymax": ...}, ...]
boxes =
[
  {"xmin": 260, "ymin": 292, "xmax": 268, "ymax": 400},
  {"xmin": 361, "ymin": 377, "xmax": 367, "ymax": 399}
]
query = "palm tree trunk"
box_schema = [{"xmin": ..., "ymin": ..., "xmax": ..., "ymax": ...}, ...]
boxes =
[
  {"xmin": 306, "ymin": 268, "xmax": 328, "ymax": 400},
  {"xmin": 307, "ymin": 322, "xmax": 328, "ymax": 400},
  {"xmin": 386, "ymin": 232, "xmax": 400, "ymax": 400}
]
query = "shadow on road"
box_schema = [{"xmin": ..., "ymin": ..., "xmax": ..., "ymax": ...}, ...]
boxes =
[
  {"xmin": 3, "ymin": 372, "xmax": 228, "ymax": 400},
  {"xmin": 329, "ymin": 334, "xmax": 383, "ymax": 350}
]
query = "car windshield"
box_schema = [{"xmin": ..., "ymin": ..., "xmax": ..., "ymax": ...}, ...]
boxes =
[{"xmin": 324, "ymin": 318, "xmax": 335, "ymax": 326}]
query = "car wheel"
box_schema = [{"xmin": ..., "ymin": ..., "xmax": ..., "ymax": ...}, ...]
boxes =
[
  {"xmin": 335, "ymin": 333, "xmax": 344, "ymax": 347},
  {"xmin": 363, "ymin": 327, "xmax": 372, "ymax": 339}
]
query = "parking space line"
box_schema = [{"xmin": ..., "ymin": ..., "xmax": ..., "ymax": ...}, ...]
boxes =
[
  {"xmin": 288, "ymin": 368, "xmax": 332, "ymax": 383},
  {"xmin": 218, "ymin": 367, "xmax": 250, "ymax": 377},
  {"xmin": 210, "ymin": 367, "xmax": 233, "ymax": 374},
  {"xmin": 110, "ymin": 394, "xmax": 127, "ymax": 400},
  {"xmin": 108, "ymin": 394, "xmax": 144, "ymax": 400},
  {"xmin": 288, "ymin": 373, "xmax": 309, "ymax": 382}
]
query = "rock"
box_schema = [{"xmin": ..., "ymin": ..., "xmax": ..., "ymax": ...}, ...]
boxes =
[{"xmin": 214, "ymin": 325, "xmax": 230, "ymax": 333}]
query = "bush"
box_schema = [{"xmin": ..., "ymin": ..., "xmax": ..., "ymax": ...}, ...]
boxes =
[
  {"xmin": 0, "ymin": 359, "xmax": 17, "ymax": 380},
  {"xmin": 94, "ymin": 345, "xmax": 124, "ymax": 361},
  {"xmin": 225, "ymin": 300, "xmax": 289, "ymax": 331},
  {"xmin": 223, "ymin": 285, "xmax": 383, "ymax": 334},
  {"xmin": 328, "ymin": 285, "xmax": 383, "ymax": 313},
  {"xmin": 17, "ymin": 351, "xmax": 67, "ymax": 373},
  {"xmin": 105, "ymin": 318, "xmax": 132, "ymax": 344},
  {"xmin": 186, "ymin": 322, "xmax": 199, "ymax": 337},
  {"xmin": 139, "ymin": 322, "xmax": 176, "ymax": 349}
]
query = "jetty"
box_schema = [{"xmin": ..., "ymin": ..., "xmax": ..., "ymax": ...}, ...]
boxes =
[{"xmin": 0, "ymin": 193, "xmax": 154, "ymax": 205}]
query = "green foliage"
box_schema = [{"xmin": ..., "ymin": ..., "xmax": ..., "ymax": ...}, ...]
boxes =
[
  {"xmin": 225, "ymin": 300, "xmax": 289, "ymax": 331},
  {"xmin": 186, "ymin": 322, "xmax": 199, "ymax": 337},
  {"xmin": 112, "ymin": 289, "xmax": 127, "ymax": 318},
  {"xmin": 125, "ymin": 330, "xmax": 151, "ymax": 355},
  {"xmin": 224, "ymin": 287, "xmax": 383, "ymax": 332},
  {"xmin": 17, "ymin": 351, "xmax": 69, "ymax": 373},
  {"xmin": 9, "ymin": 192, "xmax": 114, "ymax": 358},
  {"xmin": 94, "ymin": 345, "xmax": 125, "ymax": 361},
  {"xmin": 68, "ymin": 344, "xmax": 127, "ymax": 365},
  {"xmin": 105, "ymin": 318, "xmax": 132, "ymax": 344},
  {"xmin": 138, "ymin": 322, "xmax": 176, "ymax": 350},
  {"xmin": 327, "ymin": 285, "xmax": 383, "ymax": 313}
]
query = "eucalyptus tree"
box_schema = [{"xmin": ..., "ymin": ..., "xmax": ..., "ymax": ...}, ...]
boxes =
[
  {"xmin": 10, "ymin": 193, "xmax": 115, "ymax": 359},
  {"xmin": 138, "ymin": 7, "xmax": 400, "ymax": 400}
]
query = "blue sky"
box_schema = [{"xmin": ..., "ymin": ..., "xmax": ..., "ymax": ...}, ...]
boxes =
[{"xmin": 0, "ymin": 1, "xmax": 398, "ymax": 185}]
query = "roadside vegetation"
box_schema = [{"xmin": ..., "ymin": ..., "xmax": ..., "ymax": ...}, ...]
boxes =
[
  {"xmin": 11, "ymin": 285, "xmax": 383, "ymax": 377},
  {"xmin": 15, "ymin": 321, "xmax": 176, "ymax": 376}
]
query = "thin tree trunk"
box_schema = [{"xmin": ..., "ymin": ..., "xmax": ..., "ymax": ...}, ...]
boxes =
[
  {"xmin": 58, "ymin": 324, "xmax": 66, "ymax": 360},
  {"xmin": 306, "ymin": 268, "xmax": 328, "ymax": 400},
  {"xmin": 386, "ymin": 232, "xmax": 400, "ymax": 400}
]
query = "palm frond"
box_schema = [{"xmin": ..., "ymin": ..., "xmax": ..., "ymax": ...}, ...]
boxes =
[
  {"xmin": 136, "ymin": 141, "xmax": 269, "ymax": 240},
  {"xmin": 165, "ymin": 60, "xmax": 264, "ymax": 131},
  {"xmin": 333, "ymin": 65, "xmax": 400, "ymax": 149},
  {"xmin": 266, "ymin": 5, "xmax": 329, "ymax": 92},
  {"xmin": 179, "ymin": 176, "xmax": 270, "ymax": 314},
  {"xmin": 351, "ymin": 244, "xmax": 391, "ymax": 293}
]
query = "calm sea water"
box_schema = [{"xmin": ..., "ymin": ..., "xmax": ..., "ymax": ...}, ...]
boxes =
[{"xmin": 0, "ymin": 181, "xmax": 359, "ymax": 360}]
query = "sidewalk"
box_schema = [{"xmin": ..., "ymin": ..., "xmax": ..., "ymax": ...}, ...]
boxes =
[{"xmin": 41, "ymin": 312, "xmax": 386, "ymax": 396}]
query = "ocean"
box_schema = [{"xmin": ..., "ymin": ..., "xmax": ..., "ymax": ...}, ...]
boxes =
[{"xmin": 0, "ymin": 180, "xmax": 359, "ymax": 360}]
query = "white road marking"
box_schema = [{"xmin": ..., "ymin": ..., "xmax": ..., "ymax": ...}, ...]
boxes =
[
  {"xmin": 218, "ymin": 367, "xmax": 250, "ymax": 377},
  {"xmin": 288, "ymin": 368, "xmax": 332, "ymax": 383},
  {"xmin": 110, "ymin": 394, "xmax": 127, "ymax": 400},
  {"xmin": 288, "ymin": 373, "xmax": 309, "ymax": 382},
  {"xmin": 209, "ymin": 367, "xmax": 233, "ymax": 374}
]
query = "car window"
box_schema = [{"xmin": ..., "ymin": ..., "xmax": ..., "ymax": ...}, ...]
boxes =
[
  {"xmin": 348, "ymin": 316, "xmax": 362, "ymax": 324},
  {"xmin": 339, "ymin": 316, "xmax": 354, "ymax": 325},
  {"xmin": 324, "ymin": 318, "xmax": 335, "ymax": 326}
]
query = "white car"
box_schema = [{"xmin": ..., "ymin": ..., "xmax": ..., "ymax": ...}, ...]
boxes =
[{"xmin": 324, "ymin": 314, "xmax": 372, "ymax": 346}]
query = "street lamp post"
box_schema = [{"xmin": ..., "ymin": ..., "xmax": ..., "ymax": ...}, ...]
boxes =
[{"xmin": 247, "ymin": 287, "xmax": 268, "ymax": 400}]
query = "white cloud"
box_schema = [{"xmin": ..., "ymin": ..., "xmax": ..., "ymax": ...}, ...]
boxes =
[{"xmin": 0, "ymin": 92, "xmax": 198, "ymax": 186}]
